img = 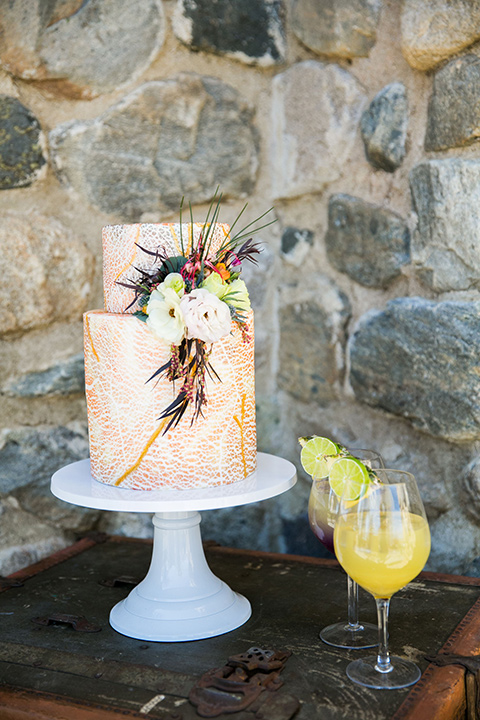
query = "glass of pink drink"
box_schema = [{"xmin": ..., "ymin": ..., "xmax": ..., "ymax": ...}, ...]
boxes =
[{"xmin": 308, "ymin": 449, "xmax": 383, "ymax": 649}]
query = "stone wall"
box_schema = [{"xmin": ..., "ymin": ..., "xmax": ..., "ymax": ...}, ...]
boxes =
[{"xmin": 1, "ymin": 0, "xmax": 480, "ymax": 574}]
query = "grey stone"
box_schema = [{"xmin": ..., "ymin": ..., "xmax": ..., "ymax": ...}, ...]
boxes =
[
  {"xmin": 4, "ymin": 354, "xmax": 85, "ymax": 397},
  {"xmin": 410, "ymin": 159, "xmax": 480, "ymax": 292},
  {"xmin": 278, "ymin": 275, "xmax": 351, "ymax": 405},
  {"xmin": 14, "ymin": 478, "xmax": 99, "ymax": 534},
  {"xmin": 0, "ymin": 96, "xmax": 46, "ymax": 189},
  {"xmin": 464, "ymin": 557, "xmax": 480, "ymax": 578},
  {"xmin": 0, "ymin": 497, "xmax": 69, "ymax": 576},
  {"xmin": 241, "ymin": 244, "xmax": 276, "ymax": 380},
  {"xmin": 428, "ymin": 508, "xmax": 480, "ymax": 574},
  {"xmin": 271, "ymin": 61, "xmax": 367, "ymax": 200},
  {"xmin": 0, "ymin": 423, "xmax": 89, "ymax": 494},
  {"xmin": 361, "ymin": 82, "xmax": 408, "ymax": 172},
  {"xmin": 0, "ymin": 0, "xmax": 165, "ymax": 99},
  {"xmin": 0, "ymin": 213, "xmax": 94, "ymax": 336},
  {"xmin": 292, "ymin": 0, "xmax": 382, "ymax": 59},
  {"xmin": 50, "ymin": 76, "xmax": 259, "ymax": 220},
  {"xmin": 97, "ymin": 512, "xmax": 154, "ymax": 539},
  {"xmin": 240, "ymin": 244, "xmax": 275, "ymax": 311},
  {"xmin": 461, "ymin": 456, "xmax": 480, "ymax": 524},
  {"xmin": 0, "ymin": 323, "xmax": 84, "ymax": 394},
  {"xmin": 173, "ymin": 0, "xmax": 285, "ymax": 66},
  {"xmin": 256, "ymin": 394, "xmax": 284, "ymax": 455},
  {"xmin": 326, "ymin": 194, "xmax": 410, "ymax": 288},
  {"xmin": 281, "ymin": 227, "xmax": 313, "ymax": 267},
  {"xmin": 349, "ymin": 297, "xmax": 480, "ymax": 442},
  {"xmin": 401, "ymin": 0, "xmax": 480, "ymax": 72},
  {"xmin": 201, "ymin": 501, "xmax": 284, "ymax": 552},
  {"xmin": 425, "ymin": 55, "xmax": 480, "ymax": 152}
]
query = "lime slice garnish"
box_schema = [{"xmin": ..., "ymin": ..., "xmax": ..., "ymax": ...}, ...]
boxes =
[
  {"xmin": 300, "ymin": 436, "xmax": 338, "ymax": 478},
  {"xmin": 298, "ymin": 435, "xmax": 315, "ymax": 448},
  {"xmin": 328, "ymin": 457, "xmax": 370, "ymax": 500}
]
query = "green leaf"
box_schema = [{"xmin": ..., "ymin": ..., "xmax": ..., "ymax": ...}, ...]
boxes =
[
  {"xmin": 138, "ymin": 294, "xmax": 150, "ymax": 307},
  {"xmin": 227, "ymin": 304, "xmax": 247, "ymax": 323},
  {"xmin": 179, "ymin": 196, "xmax": 185, "ymax": 255},
  {"xmin": 162, "ymin": 256, "xmax": 188, "ymax": 274},
  {"xmin": 133, "ymin": 310, "xmax": 148, "ymax": 322}
]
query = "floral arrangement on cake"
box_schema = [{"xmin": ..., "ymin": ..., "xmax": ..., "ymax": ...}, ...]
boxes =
[{"xmin": 119, "ymin": 191, "xmax": 274, "ymax": 432}]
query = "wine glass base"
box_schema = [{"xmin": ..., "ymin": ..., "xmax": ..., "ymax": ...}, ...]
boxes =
[
  {"xmin": 346, "ymin": 656, "xmax": 421, "ymax": 689},
  {"xmin": 319, "ymin": 621, "xmax": 378, "ymax": 649}
]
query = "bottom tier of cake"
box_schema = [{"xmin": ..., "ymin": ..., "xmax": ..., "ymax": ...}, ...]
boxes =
[{"xmin": 83, "ymin": 310, "xmax": 256, "ymax": 490}]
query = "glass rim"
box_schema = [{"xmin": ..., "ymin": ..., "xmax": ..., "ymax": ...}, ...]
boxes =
[
  {"xmin": 374, "ymin": 468, "xmax": 416, "ymax": 482},
  {"xmin": 345, "ymin": 447, "xmax": 382, "ymax": 455}
]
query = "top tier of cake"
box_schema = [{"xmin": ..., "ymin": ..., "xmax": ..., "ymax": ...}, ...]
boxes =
[{"xmin": 103, "ymin": 223, "xmax": 231, "ymax": 313}]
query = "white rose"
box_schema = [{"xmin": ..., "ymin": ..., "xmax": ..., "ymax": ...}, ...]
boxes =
[
  {"xmin": 180, "ymin": 288, "xmax": 232, "ymax": 343},
  {"xmin": 146, "ymin": 287, "xmax": 185, "ymax": 345}
]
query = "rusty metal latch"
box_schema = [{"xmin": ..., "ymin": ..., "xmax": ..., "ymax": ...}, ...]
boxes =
[
  {"xmin": 189, "ymin": 647, "xmax": 299, "ymax": 718},
  {"xmin": 32, "ymin": 613, "xmax": 102, "ymax": 632},
  {"xmin": 426, "ymin": 653, "xmax": 480, "ymax": 720}
]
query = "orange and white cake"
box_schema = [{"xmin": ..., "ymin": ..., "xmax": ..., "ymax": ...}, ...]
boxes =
[{"xmin": 84, "ymin": 221, "xmax": 257, "ymax": 490}]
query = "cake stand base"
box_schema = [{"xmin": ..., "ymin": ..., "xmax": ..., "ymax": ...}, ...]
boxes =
[
  {"xmin": 109, "ymin": 511, "xmax": 251, "ymax": 641},
  {"xmin": 51, "ymin": 453, "xmax": 296, "ymax": 642}
]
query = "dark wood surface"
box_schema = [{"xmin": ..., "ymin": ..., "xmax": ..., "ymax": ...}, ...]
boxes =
[{"xmin": 0, "ymin": 535, "xmax": 479, "ymax": 719}]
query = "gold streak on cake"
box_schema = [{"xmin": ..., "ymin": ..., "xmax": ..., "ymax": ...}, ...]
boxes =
[
  {"xmin": 85, "ymin": 315, "xmax": 99, "ymax": 362},
  {"xmin": 169, "ymin": 224, "xmax": 181, "ymax": 254},
  {"xmin": 114, "ymin": 417, "xmax": 169, "ymax": 486},
  {"xmin": 114, "ymin": 226, "xmax": 141, "ymax": 283},
  {"xmin": 233, "ymin": 393, "xmax": 246, "ymax": 477}
]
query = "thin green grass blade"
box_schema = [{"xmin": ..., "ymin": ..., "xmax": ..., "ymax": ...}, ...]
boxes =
[{"xmin": 178, "ymin": 196, "xmax": 185, "ymax": 255}]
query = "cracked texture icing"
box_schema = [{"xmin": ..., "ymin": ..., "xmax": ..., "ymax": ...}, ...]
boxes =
[{"xmin": 84, "ymin": 222, "xmax": 257, "ymax": 490}]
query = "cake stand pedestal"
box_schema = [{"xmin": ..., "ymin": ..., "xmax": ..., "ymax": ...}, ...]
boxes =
[{"xmin": 51, "ymin": 452, "xmax": 296, "ymax": 642}]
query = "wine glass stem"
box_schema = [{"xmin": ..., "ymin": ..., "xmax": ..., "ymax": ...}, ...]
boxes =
[
  {"xmin": 347, "ymin": 575, "xmax": 361, "ymax": 630},
  {"xmin": 375, "ymin": 597, "xmax": 393, "ymax": 673}
]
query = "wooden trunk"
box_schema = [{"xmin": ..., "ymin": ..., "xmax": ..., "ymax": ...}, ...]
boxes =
[{"xmin": 0, "ymin": 534, "xmax": 479, "ymax": 719}]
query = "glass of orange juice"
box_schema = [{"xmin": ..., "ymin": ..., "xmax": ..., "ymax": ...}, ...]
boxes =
[{"xmin": 334, "ymin": 468, "xmax": 431, "ymax": 689}]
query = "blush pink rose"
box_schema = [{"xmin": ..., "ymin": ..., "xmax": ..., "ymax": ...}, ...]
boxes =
[{"xmin": 180, "ymin": 288, "xmax": 231, "ymax": 343}]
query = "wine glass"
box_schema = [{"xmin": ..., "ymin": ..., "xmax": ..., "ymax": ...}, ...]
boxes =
[
  {"xmin": 308, "ymin": 449, "xmax": 384, "ymax": 649},
  {"xmin": 334, "ymin": 469, "xmax": 431, "ymax": 689}
]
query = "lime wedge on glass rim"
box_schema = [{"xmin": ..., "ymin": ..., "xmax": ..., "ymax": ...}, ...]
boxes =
[
  {"xmin": 299, "ymin": 436, "xmax": 339, "ymax": 478},
  {"xmin": 328, "ymin": 457, "xmax": 371, "ymax": 500}
]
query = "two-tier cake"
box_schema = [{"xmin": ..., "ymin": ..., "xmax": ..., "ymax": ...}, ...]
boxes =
[{"xmin": 84, "ymin": 220, "xmax": 257, "ymax": 490}]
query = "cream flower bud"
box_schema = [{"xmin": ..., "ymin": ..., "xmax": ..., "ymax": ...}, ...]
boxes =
[
  {"xmin": 157, "ymin": 272, "xmax": 185, "ymax": 298},
  {"xmin": 201, "ymin": 271, "xmax": 228, "ymax": 299},
  {"xmin": 224, "ymin": 278, "xmax": 251, "ymax": 311}
]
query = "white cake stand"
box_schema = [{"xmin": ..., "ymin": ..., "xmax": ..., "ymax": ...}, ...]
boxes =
[{"xmin": 51, "ymin": 452, "xmax": 296, "ymax": 642}]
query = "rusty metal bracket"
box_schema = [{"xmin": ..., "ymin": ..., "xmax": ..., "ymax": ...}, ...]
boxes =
[
  {"xmin": 31, "ymin": 613, "xmax": 102, "ymax": 632},
  {"xmin": 99, "ymin": 575, "xmax": 140, "ymax": 588},
  {"xmin": 189, "ymin": 647, "xmax": 298, "ymax": 718},
  {"xmin": 426, "ymin": 653, "xmax": 480, "ymax": 720}
]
